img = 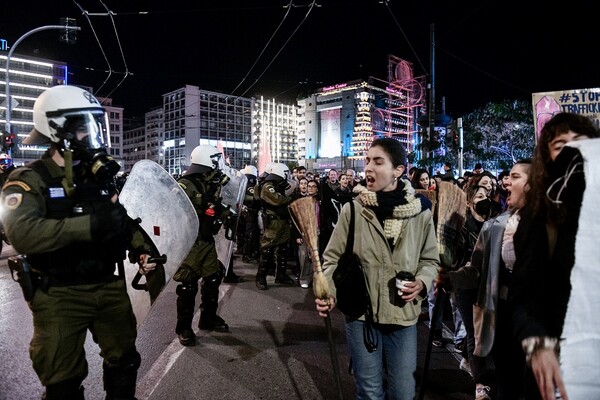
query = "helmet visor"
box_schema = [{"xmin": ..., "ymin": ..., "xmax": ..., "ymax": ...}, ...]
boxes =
[{"xmin": 60, "ymin": 110, "xmax": 111, "ymax": 150}]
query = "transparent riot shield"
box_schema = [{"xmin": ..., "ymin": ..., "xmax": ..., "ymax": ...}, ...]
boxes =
[
  {"xmin": 119, "ymin": 160, "xmax": 198, "ymax": 326},
  {"xmin": 215, "ymin": 164, "xmax": 248, "ymax": 274}
]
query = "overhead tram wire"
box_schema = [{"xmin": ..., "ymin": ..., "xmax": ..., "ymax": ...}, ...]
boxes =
[
  {"xmin": 230, "ymin": 0, "xmax": 294, "ymax": 96},
  {"xmin": 72, "ymin": 0, "xmax": 132, "ymax": 101},
  {"xmin": 237, "ymin": 0, "xmax": 320, "ymax": 98},
  {"xmin": 382, "ymin": 0, "xmax": 427, "ymax": 77},
  {"xmin": 97, "ymin": 0, "xmax": 131, "ymax": 100},
  {"xmin": 72, "ymin": 0, "xmax": 113, "ymax": 96},
  {"xmin": 436, "ymin": 45, "xmax": 531, "ymax": 95}
]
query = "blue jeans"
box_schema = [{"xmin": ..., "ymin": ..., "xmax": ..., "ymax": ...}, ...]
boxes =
[{"xmin": 345, "ymin": 319, "xmax": 417, "ymax": 400}]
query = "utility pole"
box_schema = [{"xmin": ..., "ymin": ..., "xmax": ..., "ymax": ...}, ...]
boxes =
[
  {"xmin": 457, "ymin": 117, "xmax": 464, "ymax": 177},
  {"xmin": 4, "ymin": 20, "xmax": 80, "ymax": 145},
  {"xmin": 427, "ymin": 23, "xmax": 435, "ymax": 173}
]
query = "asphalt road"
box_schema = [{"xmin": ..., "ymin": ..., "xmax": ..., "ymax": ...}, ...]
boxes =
[{"xmin": 0, "ymin": 246, "xmax": 472, "ymax": 400}]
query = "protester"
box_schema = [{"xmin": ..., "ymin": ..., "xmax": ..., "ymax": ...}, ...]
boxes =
[
  {"xmin": 294, "ymin": 180, "xmax": 320, "ymax": 288},
  {"xmin": 315, "ymin": 137, "xmax": 439, "ymax": 400},
  {"xmin": 319, "ymin": 169, "xmax": 340, "ymax": 255},
  {"xmin": 440, "ymin": 159, "xmax": 532, "ymax": 400},
  {"xmin": 510, "ymin": 112, "xmax": 600, "ymax": 400},
  {"xmin": 444, "ymin": 183, "xmax": 496, "ymax": 395},
  {"xmin": 438, "ymin": 162, "xmax": 456, "ymax": 182},
  {"xmin": 0, "ymin": 85, "xmax": 157, "ymax": 399},
  {"xmin": 335, "ymin": 173, "xmax": 353, "ymax": 205},
  {"xmin": 411, "ymin": 168, "xmax": 431, "ymax": 191}
]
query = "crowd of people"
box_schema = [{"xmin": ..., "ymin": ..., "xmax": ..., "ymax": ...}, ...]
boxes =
[{"xmin": 1, "ymin": 84, "xmax": 597, "ymax": 400}]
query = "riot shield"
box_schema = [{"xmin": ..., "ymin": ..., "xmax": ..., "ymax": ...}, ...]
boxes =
[
  {"xmin": 215, "ymin": 164, "xmax": 248, "ymax": 274},
  {"xmin": 119, "ymin": 160, "xmax": 198, "ymax": 326}
]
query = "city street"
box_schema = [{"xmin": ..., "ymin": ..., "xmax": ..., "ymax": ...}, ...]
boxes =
[{"xmin": 0, "ymin": 245, "xmax": 472, "ymax": 400}]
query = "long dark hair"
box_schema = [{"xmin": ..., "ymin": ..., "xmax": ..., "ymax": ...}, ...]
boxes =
[
  {"xmin": 370, "ymin": 138, "xmax": 406, "ymax": 168},
  {"xmin": 527, "ymin": 112, "xmax": 600, "ymax": 219}
]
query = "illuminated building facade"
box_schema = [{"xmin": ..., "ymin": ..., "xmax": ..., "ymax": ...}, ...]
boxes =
[
  {"xmin": 297, "ymin": 56, "xmax": 425, "ymax": 173},
  {"xmin": 251, "ymin": 96, "xmax": 299, "ymax": 173},
  {"xmin": 161, "ymin": 85, "xmax": 253, "ymax": 175},
  {"xmin": 0, "ymin": 53, "xmax": 67, "ymax": 166}
]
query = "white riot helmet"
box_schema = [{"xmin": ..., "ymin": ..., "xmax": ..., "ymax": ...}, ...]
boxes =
[
  {"xmin": 24, "ymin": 85, "xmax": 109, "ymax": 149},
  {"xmin": 186, "ymin": 145, "xmax": 222, "ymax": 175},
  {"xmin": 269, "ymin": 162, "xmax": 290, "ymax": 180},
  {"xmin": 241, "ymin": 165, "xmax": 258, "ymax": 177}
]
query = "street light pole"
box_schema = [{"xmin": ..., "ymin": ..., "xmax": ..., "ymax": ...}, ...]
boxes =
[{"xmin": 4, "ymin": 23, "xmax": 81, "ymax": 136}]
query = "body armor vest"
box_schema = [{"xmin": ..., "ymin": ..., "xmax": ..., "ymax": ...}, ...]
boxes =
[{"xmin": 27, "ymin": 159, "xmax": 123, "ymax": 285}]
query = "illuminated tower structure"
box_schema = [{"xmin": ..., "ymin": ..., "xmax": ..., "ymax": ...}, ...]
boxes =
[
  {"xmin": 383, "ymin": 55, "xmax": 426, "ymax": 153},
  {"xmin": 297, "ymin": 55, "xmax": 425, "ymax": 173}
]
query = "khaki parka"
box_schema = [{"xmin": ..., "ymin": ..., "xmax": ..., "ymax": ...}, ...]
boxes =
[{"xmin": 322, "ymin": 199, "xmax": 440, "ymax": 326}]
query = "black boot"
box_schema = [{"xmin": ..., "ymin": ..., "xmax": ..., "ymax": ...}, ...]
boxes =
[
  {"xmin": 44, "ymin": 377, "xmax": 85, "ymax": 400},
  {"xmin": 255, "ymin": 247, "xmax": 273, "ymax": 290},
  {"xmin": 224, "ymin": 258, "xmax": 244, "ymax": 283},
  {"xmin": 103, "ymin": 350, "xmax": 140, "ymax": 400},
  {"xmin": 175, "ymin": 282, "xmax": 198, "ymax": 346},
  {"xmin": 274, "ymin": 245, "xmax": 295, "ymax": 285},
  {"xmin": 199, "ymin": 272, "xmax": 229, "ymax": 332}
]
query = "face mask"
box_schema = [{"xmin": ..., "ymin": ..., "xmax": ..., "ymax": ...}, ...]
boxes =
[{"xmin": 474, "ymin": 197, "xmax": 492, "ymax": 217}]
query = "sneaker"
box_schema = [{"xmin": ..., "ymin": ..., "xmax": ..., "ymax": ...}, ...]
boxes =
[
  {"xmin": 178, "ymin": 329, "xmax": 196, "ymax": 346},
  {"xmin": 459, "ymin": 357, "xmax": 473, "ymax": 377},
  {"xmin": 300, "ymin": 282, "xmax": 309, "ymax": 289},
  {"xmin": 432, "ymin": 331, "xmax": 444, "ymax": 347},
  {"xmin": 475, "ymin": 384, "xmax": 491, "ymax": 400}
]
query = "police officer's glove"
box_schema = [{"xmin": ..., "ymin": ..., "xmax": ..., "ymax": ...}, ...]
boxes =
[
  {"xmin": 91, "ymin": 202, "xmax": 128, "ymax": 242},
  {"xmin": 138, "ymin": 254, "xmax": 157, "ymax": 275},
  {"xmin": 284, "ymin": 179, "xmax": 297, "ymax": 197}
]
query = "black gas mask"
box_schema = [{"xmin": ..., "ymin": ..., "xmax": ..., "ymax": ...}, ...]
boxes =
[{"xmin": 56, "ymin": 112, "xmax": 120, "ymax": 182}]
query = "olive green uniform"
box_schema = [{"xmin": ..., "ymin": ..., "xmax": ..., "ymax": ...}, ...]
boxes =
[
  {"xmin": 255, "ymin": 178, "xmax": 295, "ymax": 289},
  {"xmin": 1, "ymin": 156, "xmax": 153, "ymax": 399},
  {"xmin": 172, "ymin": 173, "xmax": 231, "ymax": 337}
]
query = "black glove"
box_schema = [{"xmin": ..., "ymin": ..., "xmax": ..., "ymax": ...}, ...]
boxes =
[{"xmin": 91, "ymin": 202, "xmax": 128, "ymax": 241}]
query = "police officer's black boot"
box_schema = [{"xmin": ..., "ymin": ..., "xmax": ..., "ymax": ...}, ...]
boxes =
[
  {"xmin": 199, "ymin": 271, "xmax": 229, "ymax": 332},
  {"xmin": 44, "ymin": 377, "xmax": 85, "ymax": 400},
  {"xmin": 274, "ymin": 246, "xmax": 296, "ymax": 286},
  {"xmin": 256, "ymin": 247, "xmax": 273, "ymax": 290},
  {"xmin": 242, "ymin": 231, "xmax": 258, "ymax": 263},
  {"xmin": 103, "ymin": 349, "xmax": 140, "ymax": 400},
  {"xmin": 224, "ymin": 258, "xmax": 244, "ymax": 283},
  {"xmin": 175, "ymin": 282, "xmax": 198, "ymax": 346}
]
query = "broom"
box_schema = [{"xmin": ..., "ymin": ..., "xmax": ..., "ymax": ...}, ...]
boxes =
[
  {"xmin": 417, "ymin": 181, "xmax": 466, "ymax": 400},
  {"xmin": 288, "ymin": 196, "xmax": 331, "ymax": 300},
  {"xmin": 289, "ymin": 196, "xmax": 343, "ymax": 400}
]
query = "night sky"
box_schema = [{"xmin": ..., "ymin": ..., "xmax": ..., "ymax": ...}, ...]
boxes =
[{"xmin": 3, "ymin": 1, "xmax": 599, "ymax": 119}]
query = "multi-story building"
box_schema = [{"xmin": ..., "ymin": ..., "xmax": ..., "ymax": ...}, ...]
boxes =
[
  {"xmin": 297, "ymin": 56, "xmax": 425, "ymax": 173},
  {"xmin": 97, "ymin": 96, "xmax": 124, "ymax": 166},
  {"xmin": 161, "ymin": 85, "xmax": 254, "ymax": 175},
  {"xmin": 251, "ymin": 96, "xmax": 299, "ymax": 171},
  {"xmin": 0, "ymin": 53, "xmax": 67, "ymax": 166},
  {"xmin": 122, "ymin": 107, "xmax": 162, "ymax": 172}
]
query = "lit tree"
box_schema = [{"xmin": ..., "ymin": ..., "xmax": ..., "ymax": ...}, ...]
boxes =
[{"xmin": 461, "ymin": 99, "xmax": 535, "ymax": 172}]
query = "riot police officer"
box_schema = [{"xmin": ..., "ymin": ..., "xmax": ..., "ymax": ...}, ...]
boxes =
[
  {"xmin": 1, "ymin": 85, "xmax": 156, "ymax": 400},
  {"xmin": 255, "ymin": 162, "xmax": 296, "ymax": 290},
  {"xmin": 173, "ymin": 145, "xmax": 232, "ymax": 346},
  {"xmin": 239, "ymin": 165, "xmax": 260, "ymax": 263},
  {"xmin": 0, "ymin": 152, "xmax": 16, "ymax": 188}
]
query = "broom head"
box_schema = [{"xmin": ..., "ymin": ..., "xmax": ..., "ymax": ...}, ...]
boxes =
[
  {"xmin": 436, "ymin": 181, "xmax": 467, "ymax": 268},
  {"xmin": 289, "ymin": 197, "xmax": 331, "ymax": 299}
]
